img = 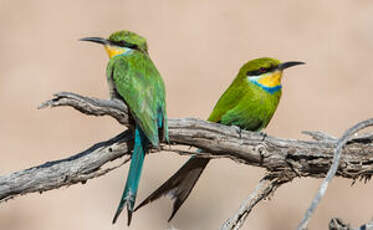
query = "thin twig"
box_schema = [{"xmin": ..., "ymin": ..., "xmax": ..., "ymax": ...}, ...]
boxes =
[
  {"xmin": 302, "ymin": 130, "xmax": 337, "ymax": 142},
  {"xmin": 297, "ymin": 118, "xmax": 373, "ymax": 230},
  {"xmin": 328, "ymin": 217, "xmax": 373, "ymax": 230},
  {"xmin": 220, "ymin": 175, "xmax": 287, "ymax": 230},
  {"xmin": 38, "ymin": 92, "xmax": 130, "ymax": 125},
  {"xmin": 329, "ymin": 218, "xmax": 353, "ymax": 230}
]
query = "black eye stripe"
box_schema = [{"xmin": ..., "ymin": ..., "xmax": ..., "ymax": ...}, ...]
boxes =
[
  {"xmin": 246, "ymin": 65, "xmax": 278, "ymax": 76},
  {"xmin": 110, "ymin": 40, "xmax": 138, "ymax": 49}
]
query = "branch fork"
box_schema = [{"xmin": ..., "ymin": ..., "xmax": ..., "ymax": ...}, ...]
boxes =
[{"xmin": 1, "ymin": 92, "xmax": 373, "ymax": 229}]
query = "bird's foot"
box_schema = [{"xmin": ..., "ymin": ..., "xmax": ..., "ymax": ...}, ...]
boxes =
[
  {"xmin": 259, "ymin": 131, "xmax": 267, "ymax": 142},
  {"xmin": 232, "ymin": 125, "xmax": 242, "ymax": 139}
]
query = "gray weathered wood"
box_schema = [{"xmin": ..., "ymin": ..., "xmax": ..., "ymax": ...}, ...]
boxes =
[
  {"xmin": 220, "ymin": 175, "xmax": 287, "ymax": 230},
  {"xmin": 297, "ymin": 118, "xmax": 373, "ymax": 230},
  {"xmin": 328, "ymin": 217, "xmax": 373, "ymax": 230},
  {"xmin": 1, "ymin": 92, "xmax": 373, "ymax": 229},
  {"xmin": 0, "ymin": 131, "xmax": 132, "ymax": 202}
]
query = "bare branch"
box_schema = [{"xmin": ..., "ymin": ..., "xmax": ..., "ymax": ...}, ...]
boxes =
[
  {"xmin": 329, "ymin": 218, "xmax": 353, "ymax": 230},
  {"xmin": 297, "ymin": 118, "xmax": 373, "ymax": 230},
  {"xmin": 302, "ymin": 130, "xmax": 337, "ymax": 142},
  {"xmin": 0, "ymin": 131, "xmax": 132, "ymax": 203},
  {"xmin": 220, "ymin": 174, "xmax": 291, "ymax": 230},
  {"xmin": 1, "ymin": 92, "xmax": 373, "ymax": 229},
  {"xmin": 328, "ymin": 217, "xmax": 373, "ymax": 230},
  {"xmin": 38, "ymin": 92, "xmax": 130, "ymax": 125}
]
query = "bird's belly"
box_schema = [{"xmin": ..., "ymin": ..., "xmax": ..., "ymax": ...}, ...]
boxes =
[{"xmin": 241, "ymin": 93, "xmax": 280, "ymax": 130}]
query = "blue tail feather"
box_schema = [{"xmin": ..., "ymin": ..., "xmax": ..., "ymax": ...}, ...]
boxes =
[
  {"xmin": 157, "ymin": 109, "xmax": 163, "ymax": 128},
  {"xmin": 112, "ymin": 125, "xmax": 148, "ymax": 226}
]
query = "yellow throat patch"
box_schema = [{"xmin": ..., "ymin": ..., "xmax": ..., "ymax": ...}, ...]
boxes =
[
  {"xmin": 104, "ymin": 45, "xmax": 130, "ymax": 58},
  {"xmin": 258, "ymin": 71, "xmax": 283, "ymax": 88}
]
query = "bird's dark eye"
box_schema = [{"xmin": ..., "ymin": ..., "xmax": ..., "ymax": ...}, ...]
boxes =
[
  {"xmin": 247, "ymin": 68, "xmax": 267, "ymax": 76},
  {"xmin": 119, "ymin": 41, "xmax": 127, "ymax": 47},
  {"xmin": 112, "ymin": 40, "xmax": 138, "ymax": 49},
  {"xmin": 246, "ymin": 64, "xmax": 278, "ymax": 77},
  {"xmin": 125, "ymin": 42, "xmax": 138, "ymax": 49}
]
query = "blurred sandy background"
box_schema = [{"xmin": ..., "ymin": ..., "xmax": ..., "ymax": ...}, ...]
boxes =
[{"xmin": 1, "ymin": 0, "xmax": 373, "ymax": 229}]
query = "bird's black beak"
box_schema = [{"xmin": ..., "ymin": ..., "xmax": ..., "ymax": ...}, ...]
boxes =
[
  {"xmin": 79, "ymin": 37, "xmax": 108, "ymax": 45},
  {"xmin": 278, "ymin": 61, "xmax": 305, "ymax": 70}
]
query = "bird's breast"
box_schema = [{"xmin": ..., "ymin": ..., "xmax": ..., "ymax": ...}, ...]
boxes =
[{"xmin": 247, "ymin": 71, "xmax": 282, "ymax": 94}]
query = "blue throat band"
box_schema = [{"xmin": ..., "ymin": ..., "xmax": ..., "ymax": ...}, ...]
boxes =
[
  {"xmin": 249, "ymin": 79, "xmax": 282, "ymax": 94},
  {"xmin": 114, "ymin": 48, "xmax": 134, "ymax": 57}
]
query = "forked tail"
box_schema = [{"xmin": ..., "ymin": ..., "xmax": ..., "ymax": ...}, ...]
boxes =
[
  {"xmin": 134, "ymin": 156, "xmax": 210, "ymax": 221},
  {"xmin": 112, "ymin": 125, "xmax": 148, "ymax": 225}
]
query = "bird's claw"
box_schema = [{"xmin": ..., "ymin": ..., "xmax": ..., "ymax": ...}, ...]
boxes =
[
  {"xmin": 259, "ymin": 132, "xmax": 267, "ymax": 141},
  {"xmin": 232, "ymin": 125, "xmax": 242, "ymax": 139}
]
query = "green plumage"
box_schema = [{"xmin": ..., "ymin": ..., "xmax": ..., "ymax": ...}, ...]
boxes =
[
  {"xmin": 135, "ymin": 57, "xmax": 304, "ymax": 221},
  {"xmin": 107, "ymin": 31, "xmax": 168, "ymax": 225},
  {"xmin": 106, "ymin": 48, "xmax": 168, "ymax": 146},
  {"xmin": 208, "ymin": 58, "xmax": 281, "ymax": 129},
  {"xmin": 80, "ymin": 30, "xmax": 168, "ymax": 226}
]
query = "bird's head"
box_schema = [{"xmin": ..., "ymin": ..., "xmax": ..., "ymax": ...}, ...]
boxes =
[
  {"xmin": 80, "ymin": 30, "xmax": 148, "ymax": 58},
  {"xmin": 240, "ymin": 57, "xmax": 304, "ymax": 93}
]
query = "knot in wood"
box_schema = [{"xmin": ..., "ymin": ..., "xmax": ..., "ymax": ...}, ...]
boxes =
[{"xmin": 255, "ymin": 143, "xmax": 270, "ymax": 158}]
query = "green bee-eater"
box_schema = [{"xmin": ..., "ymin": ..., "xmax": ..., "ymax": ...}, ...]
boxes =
[
  {"xmin": 135, "ymin": 57, "xmax": 304, "ymax": 221},
  {"xmin": 80, "ymin": 30, "xmax": 168, "ymax": 225}
]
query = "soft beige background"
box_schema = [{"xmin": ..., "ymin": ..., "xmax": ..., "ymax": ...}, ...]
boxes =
[{"xmin": 1, "ymin": 0, "xmax": 373, "ymax": 229}]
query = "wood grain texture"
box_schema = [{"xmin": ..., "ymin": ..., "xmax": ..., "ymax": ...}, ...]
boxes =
[{"xmin": 1, "ymin": 92, "xmax": 373, "ymax": 229}]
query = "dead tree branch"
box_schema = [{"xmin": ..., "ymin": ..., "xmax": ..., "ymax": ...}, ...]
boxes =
[
  {"xmin": 1, "ymin": 92, "xmax": 373, "ymax": 229},
  {"xmin": 297, "ymin": 118, "xmax": 373, "ymax": 230},
  {"xmin": 220, "ymin": 174, "xmax": 291, "ymax": 230}
]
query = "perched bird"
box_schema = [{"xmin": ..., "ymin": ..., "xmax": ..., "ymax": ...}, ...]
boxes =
[
  {"xmin": 135, "ymin": 57, "xmax": 304, "ymax": 221},
  {"xmin": 80, "ymin": 30, "xmax": 168, "ymax": 225}
]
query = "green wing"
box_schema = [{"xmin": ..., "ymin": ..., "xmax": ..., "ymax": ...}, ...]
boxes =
[
  {"xmin": 219, "ymin": 101, "xmax": 264, "ymax": 131},
  {"xmin": 107, "ymin": 52, "xmax": 167, "ymax": 146},
  {"xmin": 207, "ymin": 79, "xmax": 246, "ymax": 123},
  {"xmin": 207, "ymin": 78, "xmax": 265, "ymax": 131}
]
